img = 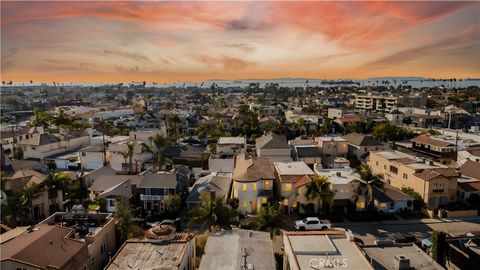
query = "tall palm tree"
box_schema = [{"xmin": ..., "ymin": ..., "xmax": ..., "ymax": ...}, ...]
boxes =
[
  {"xmin": 167, "ymin": 114, "xmax": 182, "ymax": 143},
  {"xmin": 43, "ymin": 171, "xmax": 68, "ymax": 202},
  {"xmin": 352, "ymin": 165, "xmax": 385, "ymax": 209},
  {"xmin": 305, "ymin": 175, "xmax": 335, "ymax": 215},
  {"xmin": 124, "ymin": 143, "xmax": 136, "ymax": 173},
  {"xmin": 120, "ymin": 152, "xmax": 129, "ymax": 173},
  {"xmin": 294, "ymin": 118, "xmax": 307, "ymax": 136},
  {"xmin": 142, "ymin": 136, "xmax": 167, "ymax": 172},
  {"xmin": 18, "ymin": 183, "xmax": 42, "ymax": 222}
]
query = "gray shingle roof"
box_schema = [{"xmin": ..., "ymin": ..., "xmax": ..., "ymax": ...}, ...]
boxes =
[
  {"xmin": 255, "ymin": 133, "xmax": 289, "ymax": 150},
  {"xmin": 342, "ymin": 133, "xmax": 383, "ymax": 147}
]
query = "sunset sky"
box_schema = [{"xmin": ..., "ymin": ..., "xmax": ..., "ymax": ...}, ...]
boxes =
[{"xmin": 1, "ymin": 1, "xmax": 479, "ymax": 83}]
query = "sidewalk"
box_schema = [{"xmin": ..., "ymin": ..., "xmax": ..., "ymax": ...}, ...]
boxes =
[{"xmin": 333, "ymin": 215, "xmax": 480, "ymax": 227}]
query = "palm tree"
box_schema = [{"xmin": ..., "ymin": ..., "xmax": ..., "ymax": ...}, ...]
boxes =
[
  {"xmin": 123, "ymin": 143, "xmax": 136, "ymax": 173},
  {"xmin": 294, "ymin": 117, "xmax": 307, "ymax": 136},
  {"xmin": 189, "ymin": 193, "xmax": 235, "ymax": 231},
  {"xmin": 18, "ymin": 183, "xmax": 42, "ymax": 223},
  {"xmin": 167, "ymin": 114, "xmax": 182, "ymax": 143},
  {"xmin": 141, "ymin": 135, "xmax": 168, "ymax": 172},
  {"xmin": 42, "ymin": 171, "xmax": 69, "ymax": 214},
  {"xmin": 305, "ymin": 175, "xmax": 335, "ymax": 215},
  {"xmin": 352, "ymin": 165, "xmax": 385, "ymax": 209},
  {"xmin": 250, "ymin": 202, "xmax": 282, "ymax": 238},
  {"xmin": 120, "ymin": 152, "xmax": 129, "ymax": 173}
]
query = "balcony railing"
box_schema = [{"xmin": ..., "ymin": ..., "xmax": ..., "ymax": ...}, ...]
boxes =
[{"xmin": 140, "ymin": 194, "xmax": 165, "ymax": 201}]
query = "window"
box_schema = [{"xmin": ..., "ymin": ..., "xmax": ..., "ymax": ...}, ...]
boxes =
[
  {"xmin": 242, "ymin": 200, "xmax": 247, "ymax": 208},
  {"xmin": 261, "ymin": 197, "xmax": 267, "ymax": 204},
  {"xmin": 109, "ymin": 200, "xmax": 115, "ymax": 207},
  {"xmin": 285, "ymin": 183, "xmax": 292, "ymax": 192},
  {"xmin": 403, "ymin": 173, "xmax": 408, "ymax": 179},
  {"xmin": 380, "ymin": 203, "xmax": 387, "ymax": 209},
  {"xmin": 389, "ymin": 166, "xmax": 398, "ymax": 174},
  {"xmin": 264, "ymin": 181, "xmax": 271, "ymax": 190},
  {"xmin": 91, "ymin": 258, "xmax": 95, "ymax": 266},
  {"xmin": 283, "ymin": 199, "xmax": 289, "ymax": 206},
  {"xmin": 252, "ymin": 183, "xmax": 257, "ymax": 191},
  {"xmin": 356, "ymin": 202, "xmax": 365, "ymax": 209},
  {"xmin": 384, "ymin": 165, "xmax": 387, "ymax": 170},
  {"xmin": 82, "ymin": 152, "xmax": 86, "ymax": 156},
  {"xmin": 376, "ymin": 161, "xmax": 379, "ymax": 166},
  {"xmin": 242, "ymin": 184, "xmax": 247, "ymax": 192},
  {"xmin": 292, "ymin": 200, "xmax": 297, "ymax": 208}
]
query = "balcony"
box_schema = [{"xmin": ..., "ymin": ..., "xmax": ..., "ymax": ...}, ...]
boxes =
[
  {"xmin": 432, "ymin": 188, "xmax": 444, "ymax": 193},
  {"xmin": 140, "ymin": 194, "xmax": 165, "ymax": 201}
]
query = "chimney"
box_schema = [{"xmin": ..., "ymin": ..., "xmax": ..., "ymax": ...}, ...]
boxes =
[{"xmin": 210, "ymin": 190, "xmax": 216, "ymax": 200}]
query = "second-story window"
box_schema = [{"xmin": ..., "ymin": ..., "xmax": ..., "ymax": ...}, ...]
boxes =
[
  {"xmin": 242, "ymin": 184, "xmax": 247, "ymax": 192},
  {"xmin": 389, "ymin": 166, "xmax": 398, "ymax": 175},
  {"xmin": 285, "ymin": 183, "xmax": 292, "ymax": 192},
  {"xmin": 264, "ymin": 181, "xmax": 271, "ymax": 190},
  {"xmin": 252, "ymin": 183, "xmax": 257, "ymax": 191}
]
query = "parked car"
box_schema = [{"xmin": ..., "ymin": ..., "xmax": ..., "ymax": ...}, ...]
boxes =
[{"xmin": 295, "ymin": 217, "xmax": 331, "ymax": 230}]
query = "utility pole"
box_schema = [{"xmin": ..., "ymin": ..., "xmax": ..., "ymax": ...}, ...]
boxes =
[{"xmin": 454, "ymin": 129, "xmax": 459, "ymax": 162}]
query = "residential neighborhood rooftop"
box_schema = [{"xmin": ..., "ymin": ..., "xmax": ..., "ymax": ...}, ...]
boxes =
[{"xmin": 199, "ymin": 229, "xmax": 276, "ymax": 270}]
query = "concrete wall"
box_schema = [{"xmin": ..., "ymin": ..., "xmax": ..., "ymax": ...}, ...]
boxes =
[
  {"xmin": 80, "ymin": 151, "xmax": 105, "ymax": 170},
  {"xmin": 446, "ymin": 209, "xmax": 478, "ymax": 218},
  {"xmin": 22, "ymin": 135, "xmax": 90, "ymax": 160}
]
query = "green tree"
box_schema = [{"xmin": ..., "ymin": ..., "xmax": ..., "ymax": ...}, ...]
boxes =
[
  {"xmin": 431, "ymin": 230, "xmax": 446, "ymax": 264},
  {"xmin": 31, "ymin": 109, "xmax": 53, "ymax": 130},
  {"xmin": 305, "ymin": 175, "xmax": 335, "ymax": 215},
  {"xmin": 165, "ymin": 194, "xmax": 183, "ymax": 215},
  {"xmin": 294, "ymin": 118, "xmax": 307, "ymax": 135},
  {"xmin": 18, "ymin": 183, "xmax": 42, "ymax": 223},
  {"xmin": 89, "ymin": 196, "xmax": 106, "ymax": 212},
  {"xmin": 189, "ymin": 193, "xmax": 236, "ymax": 230},
  {"xmin": 115, "ymin": 196, "xmax": 134, "ymax": 242},
  {"xmin": 352, "ymin": 165, "xmax": 385, "ymax": 208},
  {"xmin": 249, "ymin": 202, "xmax": 282, "ymax": 238},
  {"xmin": 167, "ymin": 114, "xmax": 182, "ymax": 143}
]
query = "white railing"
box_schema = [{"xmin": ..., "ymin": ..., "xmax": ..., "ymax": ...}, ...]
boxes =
[{"xmin": 140, "ymin": 194, "xmax": 165, "ymax": 201}]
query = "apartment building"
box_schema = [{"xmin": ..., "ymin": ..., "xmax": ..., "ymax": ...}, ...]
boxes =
[
  {"xmin": 315, "ymin": 136, "xmax": 348, "ymax": 168},
  {"xmin": 354, "ymin": 94, "xmax": 398, "ymax": 112},
  {"xmin": 39, "ymin": 209, "xmax": 116, "ymax": 270},
  {"xmin": 410, "ymin": 134, "xmax": 457, "ymax": 161},
  {"xmin": 0, "ymin": 225, "xmax": 90, "ymax": 270},
  {"xmin": 368, "ymin": 150, "xmax": 459, "ymax": 210}
]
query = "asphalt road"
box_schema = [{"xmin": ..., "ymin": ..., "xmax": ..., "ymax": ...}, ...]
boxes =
[{"xmin": 338, "ymin": 220, "xmax": 480, "ymax": 244}]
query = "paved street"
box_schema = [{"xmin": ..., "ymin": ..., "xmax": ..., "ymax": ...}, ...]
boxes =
[{"xmin": 335, "ymin": 218, "xmax": 480, "ymax": 244}]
